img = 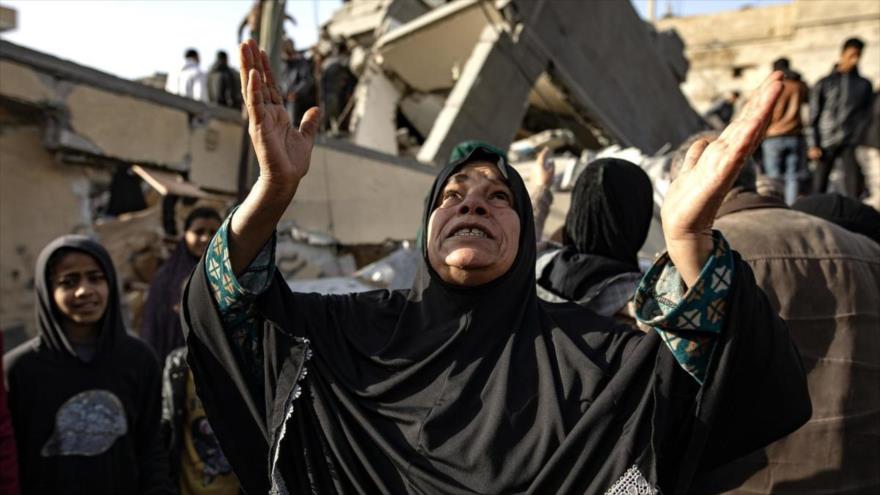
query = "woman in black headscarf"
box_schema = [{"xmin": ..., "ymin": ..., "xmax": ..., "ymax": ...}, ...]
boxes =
[
  {"xmin": 142, "ymin": 207, "xmax": 221, "ymax": 364},
  {"xmin": 4, "ymin": 236, "xmax": 171, "ymax": 494},
  {"xmin": 180, "ymin": 43, "xmax": 810, "ymax": 494},
  {"xmin": 536, "ymin": 158, "xmax": 653, "ymax": 321}
]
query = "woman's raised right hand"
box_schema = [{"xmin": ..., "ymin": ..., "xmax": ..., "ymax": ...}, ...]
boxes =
[{"xmin": 239, "ymin": 39, "xmax": 320, "ymax": 192}]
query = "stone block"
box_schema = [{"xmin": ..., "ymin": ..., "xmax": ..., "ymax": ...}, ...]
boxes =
[{"xmin": 66, "ymin": 84, "xmax": 190, "ymax": 169}]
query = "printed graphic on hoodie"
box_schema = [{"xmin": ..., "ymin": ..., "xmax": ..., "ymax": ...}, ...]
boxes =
[{"xmin": 41, "ymin": 390, "xmax": 128, "ymax": 457}]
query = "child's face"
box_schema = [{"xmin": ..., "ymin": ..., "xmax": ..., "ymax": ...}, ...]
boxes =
[
  {"xmin": 51, "ymin": 252, "xmax": 109, "ymax": 327},
  {"xmin": 184, "ymin": 217, "xmax": 221, "ymax": 258}
]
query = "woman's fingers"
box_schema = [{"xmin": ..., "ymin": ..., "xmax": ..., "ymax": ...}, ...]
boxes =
[
  {"xmin": 260, "ymin": 50, "xmax": 283, "ymax": 105},
  {"xmin": 246, "ymin": 68, "xmax": 265, "ymax": 125},
  {"xmin": 682, "ymin": 138, "xmax": 710, "ymax": 175},
  {"xmin": 298, "ymin": 107, "xmax": 321, "ymax": 141},
  {"xmin": 239, "ymin": 42, "xmax": 253, "ymax": 103},
  {"xmin": 247, "ymin": 41, "xmax": 272, "ymax": 104}
]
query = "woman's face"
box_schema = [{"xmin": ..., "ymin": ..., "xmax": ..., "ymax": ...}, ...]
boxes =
[
  {"xmin": 427, "ymin": 162, "xmax": 521, "ymax": 286},
  {"xmin": 51, "ymin": 251, "xmax": 109, "ymax": 327},
  {"xmin": 185, "ymin": 217, "xmax": 222, "ymax": 258}
]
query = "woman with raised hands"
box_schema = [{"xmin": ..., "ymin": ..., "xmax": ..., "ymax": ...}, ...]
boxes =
[{"xmin": 181, "ymin": 39, "xmax": 810, "ymax": 494}]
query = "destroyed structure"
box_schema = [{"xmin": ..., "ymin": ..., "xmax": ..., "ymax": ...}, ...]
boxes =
[
  {"xmin": 1, "ymin": 0, "xmax": 702, "ymax": 344},
  {"xmin": 656, "ymin": 0, "xmax": 880, "ymax": 113}
]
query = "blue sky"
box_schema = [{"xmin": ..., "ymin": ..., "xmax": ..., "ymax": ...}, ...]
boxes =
[{"xmin": 0, "ymin": 0, "xmax": 790, "ymax": 81}]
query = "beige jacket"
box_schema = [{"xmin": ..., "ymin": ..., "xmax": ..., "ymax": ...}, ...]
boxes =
[{"xmin": 692, "ymin": 190, "xmax": 880, "ymax": 494}]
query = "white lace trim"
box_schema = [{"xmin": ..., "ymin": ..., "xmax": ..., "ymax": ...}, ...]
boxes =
[{"xmin": 604, "ymin": 465, "xmax": 657, "ymax": 495}]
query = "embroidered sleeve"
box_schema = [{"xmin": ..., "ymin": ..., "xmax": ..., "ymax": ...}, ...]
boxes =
[
  {"xmin": 633, "ymin": 231, "xmax": 734, "ymax": 384},
  {"xmin": 204, "ymin": 212, "xmax": 276, "ymax": 385}
]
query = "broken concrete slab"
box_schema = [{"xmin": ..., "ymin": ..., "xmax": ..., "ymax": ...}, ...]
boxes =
[
  {"xmin": 349, "ymin": 62, "xmax": 401, "ymax": 154},
  {"xmin": 282, "ymin": 138, "xmax": 436, "ymax": 244},
  {"xmin": 511, "ymin": 0, "xmax": 704, "ymax": 154},
  {"xmin": 375, "ymin": 0, "xmax": 492, "ymax": 92},
  {"xmin": 417, "ymin": 23, "xmax": 547, "ymax": 164},
  {"xmin": 189, "ymin": 119, "xmax": 244, "ymax": 193},
  {"xmin": 66, "ymin": 84, "xmax": 191, "ymax": 169},
  {"xmin": 0, "ymin": 60, "xmax": 53, "ymax": 104}
]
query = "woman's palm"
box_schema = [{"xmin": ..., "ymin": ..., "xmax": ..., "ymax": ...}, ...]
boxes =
[{"xmin": 239, "ymin": 40, "xmax": 319, "ymax": 187}]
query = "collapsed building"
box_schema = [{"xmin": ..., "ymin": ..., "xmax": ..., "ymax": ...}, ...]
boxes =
[{"xmin": 0, "ymin": 0, "xmax": 702, "ymax": 345}]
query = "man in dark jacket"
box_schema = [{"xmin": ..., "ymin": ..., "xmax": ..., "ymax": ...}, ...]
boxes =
[
  {"xmin": 207, "ymin": 51, "xmax": 242, "ymax": 110},
  {"xmin": 672, "ymin": 131, "xmax": 880, "ymax": 495},
  {"xmin": 855, "ymin": 91, "xmax": 880, "ymax": 210},
  {"xmin": 808, "ymin": 37, "xmax": 874, "ymax": 196}
]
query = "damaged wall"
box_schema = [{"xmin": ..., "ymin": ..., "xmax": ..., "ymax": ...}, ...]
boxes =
[
  {"xmin": 284, "ymin": 138, "xmax": 436, "ymax": 244},
  {"xmin": 0, "ymin": 126, "xmax": 88, "ymax": 344},
  {"xmin": 657, "ymin": 0, "xmax": 880, "ymax": 112},
  {"xmin": 513, "ymin": 0, "xmax": 704, "ymax": 154},
  {"xmin": 0, "ymin": 41, "xmax": 245, "ymax": 191}
]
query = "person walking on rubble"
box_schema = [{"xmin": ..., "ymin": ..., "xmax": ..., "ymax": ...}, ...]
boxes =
[
  {"xmin": 280, "ymin": 38, "xmax": 317, "ymax": 127},
  {"xmin": 208, "ymin": 51, "xmax": 242, "ymax": 110},
  {"xmin": 167, "ymin": 48, "xmax": 208, "ymax": 102},
  {"xmin": 808, "ymin": 37, "xmax": 874, "ymax": 197},
  {"xmin": 179, "ymin": 40, "xmax": 810, "ymax": 494}
]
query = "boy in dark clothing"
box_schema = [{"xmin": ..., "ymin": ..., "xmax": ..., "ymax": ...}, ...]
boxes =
[{"xmin": 4, "ymin": 236, "xmax": 171, "ymax": 495}]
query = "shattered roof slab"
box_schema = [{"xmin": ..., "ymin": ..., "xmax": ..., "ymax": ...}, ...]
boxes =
[{"xmin": 376, "ymin": 0, "xmax": 496, "ymax": 92}]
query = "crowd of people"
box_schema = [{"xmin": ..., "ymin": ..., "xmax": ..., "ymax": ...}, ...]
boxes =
[
  {"xmin": 165, "ymin": 36, "xmax": 356, "ymax": 134},
  {"xmin": 704, "ymin": 37, "xmax": 879, "ymax": 211},
  {"xmin": 0, "ymin": 30, "xmax": 878, "ymax": 495}
]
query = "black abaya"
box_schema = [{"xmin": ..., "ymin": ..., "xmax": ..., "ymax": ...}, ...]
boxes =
[{"xmin": 182, "ymin": 146, "xmax": 810, "ymax": 494}]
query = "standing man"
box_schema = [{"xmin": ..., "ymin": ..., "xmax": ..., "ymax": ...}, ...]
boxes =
[
  {"xmin": 808, "ymin": 38, "xmax": 873, "ymax": 197},
  {"xmin": 207, "ymin": 51, "xmax": 242, "ymax": 109},
  {"xmin": 166, "ymin": 49, "xmax": 208, "ymax": 102},
  {"xmin": 762, "ymin": 57, "xmax": 809, "ymax": 204},
  {"xmin": 855, "ymin": 90, "xmax": 880, "ymax": 210},
  {"xmin": 280, "ymin": 39, "xmax": 316, "ymax": 127}
]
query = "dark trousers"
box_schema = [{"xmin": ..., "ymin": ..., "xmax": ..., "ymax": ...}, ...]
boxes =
[{"xmin": 812, "ymin": 145, "xmax": 863, "ymax": 197}]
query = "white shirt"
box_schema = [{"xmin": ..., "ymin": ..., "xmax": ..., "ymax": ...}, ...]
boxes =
[{"xmin": 166, "ymin": 59, "xmax": 207, "ymax": 102}]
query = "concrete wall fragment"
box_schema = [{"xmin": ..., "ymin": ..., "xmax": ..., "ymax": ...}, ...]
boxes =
[
  {"xmin": 418, "ymin": 24, "xmax": 547, "ymax": 164},
  {"xmin": 514, "ymin": 0, "xmax": 705, "ymax": 154}
]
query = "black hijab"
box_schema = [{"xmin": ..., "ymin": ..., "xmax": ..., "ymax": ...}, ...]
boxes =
[
  {"xmin": 34, "ymin": 235, "xmax": 126, "ymax": 362},
  {"xmin": 183, "ymin": 144, "xmax": 808, "ymax": 494},
  {"xmin": 540, "ymin": 158, "xmax": 653, "ymax": 301},
  {"xmin": 143, "ymin": 207, "xmax": 220, "ymax": 364},
  {"xmin": 141, "ymin": 241, "xmax": 198, "ymax": 363}
]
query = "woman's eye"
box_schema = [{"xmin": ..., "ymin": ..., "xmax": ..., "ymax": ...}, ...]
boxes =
[
  {"xmin": 442, "ymin": 191, "xmax": 462, "ymax": 202},
  {"xmin": 491, "ymin": 191, "xmax": 511, "ymax": 203}
]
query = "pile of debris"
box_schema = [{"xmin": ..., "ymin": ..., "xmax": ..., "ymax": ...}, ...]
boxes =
[{"xmin": 313, "ymin": 0, "xmax": 703, "ymax": 166}]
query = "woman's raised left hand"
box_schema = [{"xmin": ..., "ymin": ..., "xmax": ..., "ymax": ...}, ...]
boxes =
[{"xmin": 661, "ymin": 72, "xmax": 783, "ymax": 287}]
